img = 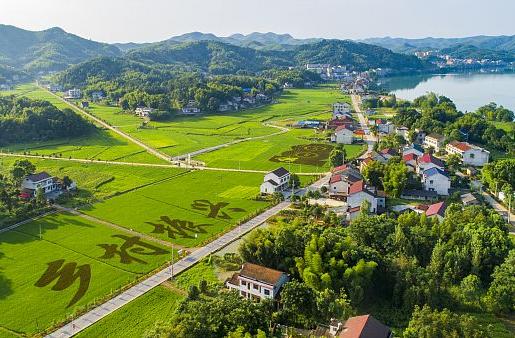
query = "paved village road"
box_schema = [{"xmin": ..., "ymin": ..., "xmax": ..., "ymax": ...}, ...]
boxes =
[
  {"xmin": 480, "ymin": 191, "xmax": 515, "ymax": 233},
  {"xmin": 351, "ymin": 94, "xmax": 376, "ymax": 155}
]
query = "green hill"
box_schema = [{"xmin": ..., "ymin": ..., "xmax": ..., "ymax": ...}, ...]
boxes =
[
  {"xmin": 124, "ymin": 39, "xmax": 428, "ymax": 74},
  {"xmin": 0, "ymin": 24, "xmax": 121, "ymax": 73}
]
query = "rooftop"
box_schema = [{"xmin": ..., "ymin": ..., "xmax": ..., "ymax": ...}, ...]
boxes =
[
  {"xmin": 423, "ymin": 167, "xmax": 449, "ymax": 178},
  {"xmin": 26, "ymin": 172, "xmax": 52, "ymax": 182},
  {"xmin": 426, "ymin": 201, "xmax": 447, "ymax": 217},
  {"xmin": 271, "ymin": 167, "xmax": 289, "ymax": 178},
  {"xmin": 239, "ymin": 263, "xmax": 286, "ymax": 286},
  {"xmin": 403, "ymin": 153, "xmax": 418, "ymax": 162},
  {"xmin": 339, "ymin": 315, "xmax": 391, "ymax": 338},
  {"xmin": 418, "ymin": 153, "xmax": 445, "ymax": 167},
  {"xmin": 348, "ymin": 180, "xmax": 364, "ymax": 195}
]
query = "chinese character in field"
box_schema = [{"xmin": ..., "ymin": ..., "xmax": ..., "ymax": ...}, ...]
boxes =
[
  {"xmin": 191, "ymin": 199, "xmax": 246, "ymax": 219},
  {"xmin": 146, "ymin": 217, "xmax": 212, "ymax": 239},
  {"xmin": 98, "ymin": 235, "xmax": 169, "ymax": 264},
  {"xmin": 34, "ymin": 259, "xmax": 91, "ymax": 308}
]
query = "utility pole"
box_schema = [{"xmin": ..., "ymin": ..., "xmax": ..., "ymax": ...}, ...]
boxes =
[{"xmin": 170, "ymin": 244, "xmax": 174, "ymax": 280}]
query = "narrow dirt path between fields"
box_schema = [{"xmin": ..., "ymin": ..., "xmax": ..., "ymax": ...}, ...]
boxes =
[
  {"xmin": 54, "ymin": 205, "xmax": 185, "ymax": 250},
  {"xmin": 0, "ymin": 152, "xmax": 323, "ymax": 175},
  {"xmin": 171, "ymin": 122, "xmax": 289, "ymax": 161}
]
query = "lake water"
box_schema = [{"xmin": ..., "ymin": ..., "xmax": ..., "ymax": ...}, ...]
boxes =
[{"xmin": 382, "ymin": 72, "xmax": 515, "ymax": 112}]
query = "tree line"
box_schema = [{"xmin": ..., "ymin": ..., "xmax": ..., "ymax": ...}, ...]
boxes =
[{"xmin": 0, "ymin": 96, "xmax": 93, "ymax": 146}]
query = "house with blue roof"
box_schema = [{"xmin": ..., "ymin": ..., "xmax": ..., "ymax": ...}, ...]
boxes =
[
  {"xmin": 402, "ymin": 144, "xmax": 424, "ymax": 157},
  {"xmin": 422, "ymin": 167, "xmax": 450, "ymax": 196}
]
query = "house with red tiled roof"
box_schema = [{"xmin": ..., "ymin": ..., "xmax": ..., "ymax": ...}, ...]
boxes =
[
  {"xmin": 328, "ymin": 315, "xmax": 392, "ymax": 338},
  {"xmin": 346, "ymin": 181, "xmax": 385, "ymax": 220},
  {"xmin": 445, "ymin": 141, "xmax": 489, "ymax": 166},
  {"xmin": 226, "ymin": 263, "xmax": 289, "ymax": 301},
  {"xmin": 329, "ymin": 168, "xmax": 363, "ymax": 196},
  {"xmin": 402, "ymin": 153, "xmax": 418, "ymax": 172},
  {"xmin": 416, "ymin": 153, "xmax": 445, "ymax": 174},
  {"xmin": 425, "ymin": 201, "xmax": 447, "ymax": 221}
]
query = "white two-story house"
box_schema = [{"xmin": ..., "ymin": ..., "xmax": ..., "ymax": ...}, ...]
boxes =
[
  {"xmin": 331, "ymin": 126, "xmax": 354, "ymax": 144},
  {"xmin": 445, "ymin": 141, "xmax": 490, "ymax": 166},
  {"xmin": 226, "ymin": 263, "xmax": 289, "ymax": 301},
  {"xmin": 260, "ymin": 167, "xmax": 291, "ymax": 194},
  {"xmin": 21, "ymin": 172, "xmax": 60, "ymax": 197},
  {"xmin": 423, "ymin": 133, "xmax": 445, "ymax": 152},
  {"xmin": 421, "ymin": 168, "xmax": 450, "ymax": 196}
]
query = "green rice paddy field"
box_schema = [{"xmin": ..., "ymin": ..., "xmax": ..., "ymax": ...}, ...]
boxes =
[
  {"xmin": 0, "ymin": 84, "xmax": 164, "ymax": 164},
  {"xmin": 0, "ymin": 157, "xmax": 185, "ymax": 201},
  {"xmin": 83, "ymin": 170, "xmax": 269, "ymax": 248},
  {"xmin": 76, "ymin": 259, "xmax": 220, "ymax": 338},
  {"xmin": 197, "ymin": 129, "xmax": 365, "ymax": 172},
  {"xmin": 0, "ymin": 213, "xmax": 173, "ymax": 336}
]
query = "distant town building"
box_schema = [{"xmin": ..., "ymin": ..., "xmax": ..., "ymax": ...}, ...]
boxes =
[
  {"xmin": 260, "ymin": 167, "xmax": 291, "ymax": 194},
  {"xmin": 416, "ymin": 153, "xmax": 445, "ymax": 174},
  {"xmin": 461, "ymin": 192, "xmax": 480, "ymax": 206},
  {"xmin": 445, "ymin": 141, "xmax": 490, "ymax": 166},
  {"xmin": 226, "ymin": 263, "xmax": 289, "ymax": 301},
  {"xmin": 20, "ymin": 172, "xmax": 75, "ymax": 199},
  {"xmin": 91, "ymin": 91, "xmax": 105, "ymax": 101},
  {"xmin": 333, "ymin": 102, "xmax": 351, "ymax": 115},
  {"xmin": 402, "ymin": 144, "xmax": 424, "ymax": 158}
]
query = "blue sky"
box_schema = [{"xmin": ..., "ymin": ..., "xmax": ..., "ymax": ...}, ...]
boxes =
[{"xmin": 0, "ymin": 0, "xmax": 514, "ymax": 43}]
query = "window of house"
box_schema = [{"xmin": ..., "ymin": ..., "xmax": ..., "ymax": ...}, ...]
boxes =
[
  {"xmin": 470, "ymin": 153, "xmax": 475, "ymax": 159},
  {"xmin": 253, "ymin": 284, "xmax": 259, "ymax": 290},
  {"xmin": 430, "ymin": 180, "xmax": 434, "ymax": 184},
  {"xmin": 264, "ymin": 289, "xmax": 270, "ymax": 296},
  {"xmin": 241, "ymin": 280, "xmax": 246, "ymax": 286}
]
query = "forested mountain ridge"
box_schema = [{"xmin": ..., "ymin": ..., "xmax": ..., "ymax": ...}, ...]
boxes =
[
  {"xmin": 0, "ymin": 24, "xmax": 428, "ymax": 79},
  {"xmin": 0, "ymin": 24, "xmax": 121, "ymax": 73},
  {"xmin": 124, "ymin": 39, "xmax": 428, "ymax": 74},
  {"xmin": 363, "ymin": 35, "xmax": 515, "ymax": 54}
]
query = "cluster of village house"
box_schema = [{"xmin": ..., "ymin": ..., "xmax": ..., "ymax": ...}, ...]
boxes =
[
  {"xmin": 305, "ymin": 63, "xmax": 388, "ymax": 95},
  {"xmin": 18, "ymin": 172, "xmax": 76, "ymax": 200},
  {"xmin": 54, "ymin": 86, "xmax": 273, "ymax": 117},
  {"xmin": 263, "ymin": 100, "xmax": 490, "ymax": 223}
]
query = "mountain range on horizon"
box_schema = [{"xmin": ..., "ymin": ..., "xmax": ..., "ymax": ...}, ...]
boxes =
[{"xmin": 0, "ymin": 23, "xmax": 514, "ymax": 77}]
